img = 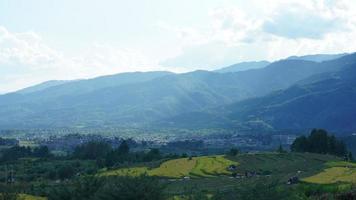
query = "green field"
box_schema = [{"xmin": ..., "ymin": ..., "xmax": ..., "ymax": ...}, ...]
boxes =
[
  {"xmin": 101, "ymin": 153, "xmax": 339, "ymax": 181},
  {"xmin": 18, "ymin": 140, "xmax": 38, "ymax": 147},
  {"xmin": 18, "ymin": 194, "xmax": 47, "ymax": 200},
  {"xmin": 100, "ymin": 155, "xmax": 238, "ymax": 178},
  {"xmin": 0, "ymin": 152, "xmax": 345, "ymax": 199},
  {"xmin": 303, "ymin": 161, "xmax": 356, "ymax": 184},
  {"xmin": 0, "ymin": 194, "xmax": 46, "ymax": 200},
  {"xmin": 161, "ymin": 153, "xmax": 339, "ymax": 195}
]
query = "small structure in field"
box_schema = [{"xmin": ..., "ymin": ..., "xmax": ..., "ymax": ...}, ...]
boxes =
[
  {"xmin": 245, "ymin": 171, "xmax": 257, "ymax": 177},
  {"xmin": 287, "ymin": 176, "xmax": 299, "ymax": 185},
  {"xmin": 228, "ymin": 164, "xmax": 237, "ymax": 171},
  {"xmin": 234, "ymin": 173, "xmax": 244, "ymax": 178}
]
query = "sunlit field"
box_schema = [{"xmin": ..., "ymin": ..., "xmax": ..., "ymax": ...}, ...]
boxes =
[
  {"xmin": 303, "ymin": 161, "xmax": 356, "ymax": 184},
  {"xmin": 100, "ymin": 155, "xmax": 238, "ymax": 178}
]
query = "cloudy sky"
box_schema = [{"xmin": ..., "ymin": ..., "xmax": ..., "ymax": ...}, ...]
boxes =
[{"xmin": 1, "ymin": 0, "xmax": 356, "ymax": 93}]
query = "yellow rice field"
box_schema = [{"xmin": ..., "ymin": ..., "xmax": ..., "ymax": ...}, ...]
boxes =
[{"xmin": 100, "ymin": 155, "xmax": 238, "ymax": 178}]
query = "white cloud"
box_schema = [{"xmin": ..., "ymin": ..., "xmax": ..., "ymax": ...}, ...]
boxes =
[
  {"xmin": 0, "ymin": 26, "xmax": 162, "ymax": 93},
  {"xmin": 2, "ymin": 0, "xmax": 356, "ymax": 93},
  {"xmin": 0, "ymin": 27, "xmax": 60, "ymax": 68},
  {"xmin": 160, "ymin": 0, "xmax": 356, "ymax": 69},
  {"xmin": 209, "ymin": 7, "xmax": 264, "ymax": 44}
]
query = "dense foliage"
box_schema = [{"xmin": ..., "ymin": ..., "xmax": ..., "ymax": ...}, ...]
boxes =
[
  {"xmin": 47, "ymin": 175, "xmax": 165, "ymax": 200},
  {"xmin": 72, "ymin": 141, "xmax": 112, "ymax": 160},
  {"xmin": 291, "ymin": 129, "xmax": 348, "ymax": 157},
  {"xmin": 2, "ymin": 53, "xmax": 356, "ymax": 131},
  {"xmin": 72, "ymin": 140, "xmax": 166, "ymax": 167},
  {"xmin": 0, "ymin": 145, "xmax": 51, "ymax": 162},
  {"xmin": 0, "ymin": 137, "xmax": 18, "ymax": 146},
  {"xmin": 0, "ymin": 184, "xmax": 17, "ymax": 200}
]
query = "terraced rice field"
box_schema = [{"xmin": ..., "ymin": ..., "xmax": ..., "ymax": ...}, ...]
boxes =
[
  {"xmin": 18, "ymin": 194, "xmax": 47, "ymax": 200},
  {"xmin": 303, "ymin": 161, "xmax": 356, "ymax": 184},
  {"xmin": 100, "ymin": 166, "xmax": 149, "ymax": 177},
  {"xmin": 190, "ymin": 156, "xmax": 236, "ymax": 177},
  {"xmin": 100, "ymin": 155, "xmax": 238, "ymax": 178},
  {"xmin": 150, "ymin": 157, "xmax": 197, "ymax": 178}
]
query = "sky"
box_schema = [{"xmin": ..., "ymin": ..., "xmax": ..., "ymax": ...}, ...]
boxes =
[{"xmin": 1, "ymin": 0, "xmax": 356, "ymax": 93}]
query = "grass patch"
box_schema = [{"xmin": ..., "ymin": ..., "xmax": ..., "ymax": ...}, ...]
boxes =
[
  {"xmin": 100, "ymin": 155, "xmax": 238, "ymax": 178},
  {"xmin": 18, "ymin": 141, "xmax": 38, "ymax": 147},
  {"xmin": 18, "ymin": 194, "xmax": 47, "ymax": 200},
  {"xmin": 303, "ymin": 167, "xmax": 356, "ymax": 184},
  {"xmin": 303, "ymin": 161, "xmax": 356, "ymax": 184},
  {"xmin": 325, "ymin": 161, "xmax": 356, "ymax": 168},
  {"xmin": 190, "ymin": 156, "xmax": 236, "ymax": 177},
  {"xmin": 100, "ymin": 166, "xmax": 149, "ymax": 177},
  {"xmin": 150, "ymin": 158, "xmax": 197, "ymax": 178}
]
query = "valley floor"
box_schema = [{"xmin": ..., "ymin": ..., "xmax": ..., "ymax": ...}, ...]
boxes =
[{"xmin": 3, "ymin": 152, "xmax": 356, "ymax": 200}]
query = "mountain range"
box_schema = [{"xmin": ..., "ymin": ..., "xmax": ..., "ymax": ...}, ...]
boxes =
[{"xmin": 0, "ymin": 53, "xmax": 355, "ymax": 134}]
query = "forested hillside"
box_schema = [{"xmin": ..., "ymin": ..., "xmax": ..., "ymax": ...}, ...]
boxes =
[{"xmin": 0, "ymin": 53, "xmax": 353, "ymax": 130}]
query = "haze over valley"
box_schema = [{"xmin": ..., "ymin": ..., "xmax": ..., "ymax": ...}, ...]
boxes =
[{"xmin": 1, "ymin": 1, "xmax": 356, "ymax": 199}]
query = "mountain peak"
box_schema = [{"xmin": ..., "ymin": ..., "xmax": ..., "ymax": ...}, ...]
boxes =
[
  {"xmin": 286, "ymin": 53, "xmax": 348, "ymax": 63},
  {"xmin": 215, "ymin": 61, "xmax": 270, "ymax": 73}
]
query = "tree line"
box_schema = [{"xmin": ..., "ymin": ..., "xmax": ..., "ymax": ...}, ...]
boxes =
[
  {"xmin": 0, "ymin": 145, "xmax": 51, "ymax": 162},
  {"xmin": 291, "ymin": 129, "xmax": 351, "ymax": 159},
  {"xmin": 72, "ymin": 140, "xmax": 180, "ymax": 168}
]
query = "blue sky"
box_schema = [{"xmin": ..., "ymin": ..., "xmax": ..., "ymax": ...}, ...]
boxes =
[{"xmin": 1, "ymin": 0, "xmax": 356, "ymax": 93}]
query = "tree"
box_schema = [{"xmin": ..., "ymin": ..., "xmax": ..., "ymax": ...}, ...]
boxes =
[
  {"xmin": 335, "ymin": 140, "xmax": 347, "ymax": 157},
  {"xmin": 291, "ymin": 136, "xmax": 308, "ymax": 152},
  {"xmin": 227, "ymin": 148, "xmax": 239, "ymax": 156},
  {"xmin": 118, "ymin": 140, "xmax": 130, "ymax": 154},
  {"xmin": 48, "ymin": 175, "xmax": 165, "ymax": 200},
  {"xmin": 143, "ymin": 148, "xmax": 161, "ymax": 162},
  {"xmin": 95, "ymin": 176, "xmax": 165, "ymax": 200},
  {"xmin": 57, "ymin": 165, "xmax": 75, "ymax": 180},
  {"xmin": 291, "ymin": 129, "xmax": 348, "ymax": 157},
  {"xmin": 0, "ymin": 145, "xmax": 31, "ymax": 162},
  {"xmin": 73, "ymin": 141, "xmax": 112, "ymax": 160},
  {"xmin": 33, "ymin": 146, "xmax": 51, "ymax": 158},
  {"xmin": 0, "ymin": 184, "xmax": 18, "ymax": 200},
  {"xmin": 349, "ymin": 152, "xmax": 353, "ymax": 161},
  {"xmin": 308, "ymin": 129, "xmax": 328, "ymax": 154},
  {"xmin": 277, "ymin": 145, "xmax": 286, "ymax": 153},
  {"xmin": 229, "ymin": 179, "xmax": 304, "ymax": 200}
]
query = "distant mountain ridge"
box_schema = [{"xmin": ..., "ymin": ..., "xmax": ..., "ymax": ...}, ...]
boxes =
[
  {"xmin": 226, "ymin": 59, "xmax": 356, "ymax": 132},
  {"xmin": 0, "ymin": 52, "xmax": 354, "ymax": 133},
  {"xmin": 17, "ymin": 80, "xmax": 76, "ymax": 94},
  {"xmin": 15, "ymin": 71, "xmax": 173, "ymax": 96},
  {"xmin": 213, "ymin": 53, "xmax": 347, "ymax": 73},
  {"xmin": 214, "ymin": 61, "xmax": 270, "ymax": 73},
  {"xmin": 286, "ymin": 53, "xmax": 348, "ymax": 62},
  {"xmin": 161, "ymin": 53, "xmax": 356, "ymax": 132}
]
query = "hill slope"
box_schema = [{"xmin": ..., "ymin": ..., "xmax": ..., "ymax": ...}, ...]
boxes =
[
  {"xmin": 214, "ymin": 61, "xmax": 270, "ymax": 73},
  {"xmin": 0, "ymin": 53, "xmax": 353, "ymax": 129},
  {"xmin": 286, "ymin": 53, "xmax": 348, "ymax": 62},
  {"xmin": 227, "ymin": 60, "xmax": 356, "ymax": 132},
  {"xmin": 161, "ymin": 53, "xmax": 356, "ymax": 132},
  {"xmin": 16, "ymin": 80, "xmax": 75, "ymax": 94}
]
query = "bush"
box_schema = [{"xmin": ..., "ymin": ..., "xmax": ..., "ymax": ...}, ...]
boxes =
[
  {"xmin": 227, "ymin": 148, "xmax": 239, "ymax": 156},
  {"xmin": 48, "ymin": 175, "xmax": 165, "ymax": 200}
]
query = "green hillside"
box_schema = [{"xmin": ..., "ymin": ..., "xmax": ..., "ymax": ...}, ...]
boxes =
[
  {"xmin": 303, "ymin": 161, "xmax": 356, "ymax": 184},
  {"xmin": 100, "ymin": 153, "xmax": 338, "ymax": 181},
  {"xmin": 167, "ymin": 53, "xmax": 356, "ymax": 132},
  {"xmin": 100, "ymin": 155, "xmax": 238, "ymax": 178},
  {"xmin": 0, "ymin": 53, "xmax": 351, "ymax": 129},
  {"xmin": 18, "ymin": 194, "xmax": 47, "ymax": 200},
  {"xmin": 0, "ymin": 151, "xmax": 349, "ymax": 199}
]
